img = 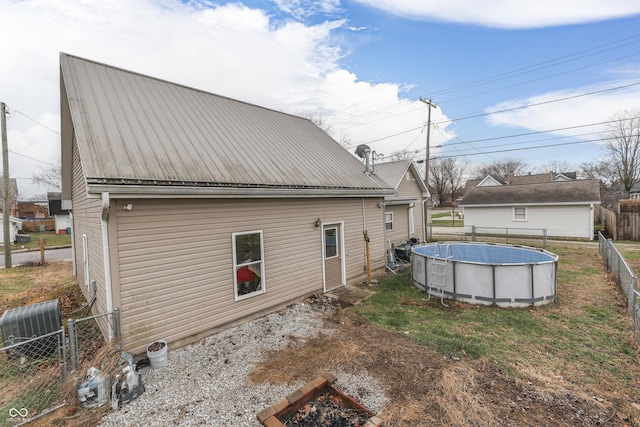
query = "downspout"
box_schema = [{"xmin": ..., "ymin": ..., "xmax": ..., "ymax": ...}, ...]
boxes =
[
  {"xmin": 589, "ymin": 203, "xmax": 595, "ymax": 241},
  {"xmin": 422, "ymin": 197, "xmax": 429, "ymax": 242},
  {"xmin": 101, "ymin": 192, "xmax": 114, "ymax": 339}
]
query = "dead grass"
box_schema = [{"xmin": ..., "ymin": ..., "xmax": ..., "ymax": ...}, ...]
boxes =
[{"xmin": 250, "ymin": 243, "xmax": 640, "ymax": 426}]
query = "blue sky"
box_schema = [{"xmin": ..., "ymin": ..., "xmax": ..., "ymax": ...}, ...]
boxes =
[{"xmin": 2, "ymin": 0, "xmax": 640, "ymax": 198}]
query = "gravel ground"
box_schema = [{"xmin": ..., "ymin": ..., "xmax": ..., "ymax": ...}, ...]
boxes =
[{"xmin": 99, "ymin": 302, "xmax": 387, "ymax": 426}]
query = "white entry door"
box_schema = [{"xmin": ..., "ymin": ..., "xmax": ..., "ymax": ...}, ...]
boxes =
[{"xmin": 323, "ymin": 223, "xmax": 345, "ymax": 292}]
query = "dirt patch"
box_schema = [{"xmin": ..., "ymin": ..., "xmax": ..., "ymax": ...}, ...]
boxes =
[{"xmin": 250, "ymin": 304, "xmax": 635, "ymax": 427}]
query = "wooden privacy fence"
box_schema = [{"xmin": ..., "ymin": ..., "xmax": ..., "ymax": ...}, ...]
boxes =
[
  {"xmin": 601, "ymin": 200, "xmax": 640, "ymax": 241},
  {"xmin": 20, "ymin": 218, "xmax": 55, "ymax": 232}
]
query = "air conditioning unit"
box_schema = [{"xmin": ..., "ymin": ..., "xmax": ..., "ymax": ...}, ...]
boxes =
[{"xmin": 0, "ymin": 299, "xmax": 62, "ymax": 358}]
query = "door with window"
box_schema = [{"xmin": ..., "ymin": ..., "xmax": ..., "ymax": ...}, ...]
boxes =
[{"xmin": 323, "ymin": 223, "xmax": 344, "ymax": 292}]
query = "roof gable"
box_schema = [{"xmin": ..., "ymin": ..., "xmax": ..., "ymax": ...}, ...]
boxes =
[
  {"xmin": 374, "ymin": 160, "xmax": 428, "ymax": 195},
  {"xmin": 478, "ymin": 175, "xmax": 504, "ymax": 187},
  {"xmin": 60, "ymin": 53, "xmax": 392, "ymax": 197}
]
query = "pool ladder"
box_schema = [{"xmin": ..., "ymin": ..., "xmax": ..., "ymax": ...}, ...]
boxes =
[{"xmin": 428, "ymin": 243, "xmax": 452, "ymax": 307}]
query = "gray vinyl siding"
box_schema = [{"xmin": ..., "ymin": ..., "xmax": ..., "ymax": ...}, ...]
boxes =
[
  {"xmin": 70, "ymin": 135, "xmax": 107, "ymax": 314},
  {"xmin": 384, "ymin": 205, "xmax": 409, "ymax": 246},
  {"xmin": 114, "ymin": 197, "xmax": 385, "ymax": 353}
]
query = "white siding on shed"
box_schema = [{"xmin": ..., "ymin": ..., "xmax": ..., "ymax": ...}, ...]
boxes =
[{"xmin": 463, "ymin": 205, "xmax": 594, "ymax": 239}]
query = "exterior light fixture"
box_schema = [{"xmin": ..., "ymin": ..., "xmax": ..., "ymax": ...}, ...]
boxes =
[{"xmin": 314, "ymin": 218, "xmax": 321, "ymax": 228}]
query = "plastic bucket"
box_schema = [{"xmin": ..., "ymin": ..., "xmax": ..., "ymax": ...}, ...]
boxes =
[{"xmin": 146, "ymin": 340, "xmax": 168, "ymax": 369}]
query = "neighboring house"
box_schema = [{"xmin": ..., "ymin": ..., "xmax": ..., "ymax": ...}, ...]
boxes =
[
  {"xmin": 48, "ymin": 192, "xmax": 71, "ymax": 234},
  {"xmin": 17, "ymin": 201, "xmax": 48, "ymax": 219},
  {"xmin": 60, "ymin": 53, "xmax": 394, "ymax": 354},
  {"xmin": 460, "ymin": 173, "xmax": 601, "ymax": 240},
  {"xmin": 0, "ymin": 214, "xmax": 22, "ymax": 244},
  {"xmin": 374, "ymin": 160, "xmax": 429, "ymax": 247}
]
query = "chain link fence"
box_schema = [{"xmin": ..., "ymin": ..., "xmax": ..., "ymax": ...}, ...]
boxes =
[
  {"xmin": 0, "ymin": 309, "xmax": 120, "ymax": 426},
  {"xmin": 598, "ymin": 232, "xmax": 640, "ymax": 334}
]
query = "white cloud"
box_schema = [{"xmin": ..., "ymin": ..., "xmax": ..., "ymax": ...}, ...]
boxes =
[
  {"xmin": 271, "ymin": 0, "xmax": 341, "ymax": 19},
  {"xmin": 351, "ymin": 0, "xmax": 640, "ymax": 29},
  {"xmin": 485, "ymin": 77, "xmax": 640, "ymax": 140},
  {"xmin": 0, "ymin": 0, "xmax": 430, "ymax": 198}
]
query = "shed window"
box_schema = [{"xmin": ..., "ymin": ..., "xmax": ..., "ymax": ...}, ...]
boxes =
[
  {"xmin": 513, "ymin": 207, "xmax": 527, "ymax": 221},
  {"xmin": 385, "ymin": 212, "xmax": 394, "ymax": 230},
  {"xmin": 232, "ymin": 231, "xmax": 265, "ymax": 300}
]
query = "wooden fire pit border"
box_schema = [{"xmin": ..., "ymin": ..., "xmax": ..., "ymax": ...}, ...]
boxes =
[{"xmin": 257, "ymin": 372, "xmax": 383, "ymax": 427}]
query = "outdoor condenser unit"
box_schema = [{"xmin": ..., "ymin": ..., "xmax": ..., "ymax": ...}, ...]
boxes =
[{"xmin": 0, "ymin": 299, "xmax": 62, "ymax": 358}]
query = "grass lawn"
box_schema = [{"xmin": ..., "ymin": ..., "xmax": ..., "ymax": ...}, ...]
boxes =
[
  {"xmin": 3, "ymin": 242, "xmax": 640, "ymax": 426},
  {"xmin": 252, "ymin": 241, "xmax": 640, "ymax": 425},
  {"xmin": 0, "ymin": 231, "xmax": 72, "ymax": 254}
]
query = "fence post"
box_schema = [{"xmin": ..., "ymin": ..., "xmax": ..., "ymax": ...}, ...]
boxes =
[
  {"xmin": 67, "ymin": 318, "xmax": 77, "ymax": 371},
  {"xmin": 113, "ymin": 308, "xmax": 122, "ymax": 350},
  {"xmin": 543, "ymin": 228, "xmax": 547, "ymax": 249},
  {"xmin": 60, "ymin": 326, "xmax": 67, "ymax": 380},
  {"xmin": 472, "ymin": 226, "xmax": 476, "ymax": 242}
]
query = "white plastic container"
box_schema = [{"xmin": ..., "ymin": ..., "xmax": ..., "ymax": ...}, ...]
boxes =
[{"xmin": 146, "ymin": 340, "xmax": 168, "ymax": 369}]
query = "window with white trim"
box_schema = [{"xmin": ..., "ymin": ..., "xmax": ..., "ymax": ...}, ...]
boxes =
[
  {"xmin": 233, "ymin": 230, "xmax": 265, "ymax": 300},
  {"xmin": 82, "ymin": 234, "xmax": 90, "ymax": 289},
  {"xmin": 513, "ymin": 207, "xmax": 527, "ymax": 221},
  {"xmin": 385, "ymin": 212, "xmax": 394, "ymax": 231}
]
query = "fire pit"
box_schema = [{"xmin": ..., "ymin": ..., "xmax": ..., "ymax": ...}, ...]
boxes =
[{"xmin": 257, "ymin": 373, "xmax": 382, "ymax": 427}]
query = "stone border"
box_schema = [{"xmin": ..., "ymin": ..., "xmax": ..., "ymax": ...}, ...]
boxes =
[{"xmin": 256, "ymin": 372, "xmax": 383, "ymax": 427}]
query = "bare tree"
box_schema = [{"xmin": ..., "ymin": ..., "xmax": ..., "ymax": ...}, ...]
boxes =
[
  {"xmin": 535, "ymin": 160, "xmax": 575, "ymax": 174},
  {"xmin": 604, "ymin": 109, "xmax": 640, "ymax": 191},
  {"xmin": 430, "ymin": 158, "xmax": 467, "ymax": 206},
  {"xmin": 31, "ymin": 163, "xmax": 61, "ymax": 190},
  {"xmin": 472, "ymin": 158, "xmax": 529, "ymax": 179},
  {"xmin": 298, "ymin": 111, "xmax": 351, "ymax": 148},
  {"xmin": 580, "ymin": 159, "xmax": 619, "ymax": 208}
]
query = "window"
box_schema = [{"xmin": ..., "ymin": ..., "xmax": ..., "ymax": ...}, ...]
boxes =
[
  {"xmin": 513, "ymin": 207, "xmax": 527, "ymax": 221},
  {"xmin": 82, "ymin": 234, "xmax": 90, "ymax": 289},
  {"xmin": 324, "ymin": 227, "xmax": 338, "ymax": 258},
  {"xmin": 385, "ymin": 212, "xmax": 394, "ymax": 230},
  {"xmin": 233, "ymin": 231, "xmax": 265, "ymax": 300}
]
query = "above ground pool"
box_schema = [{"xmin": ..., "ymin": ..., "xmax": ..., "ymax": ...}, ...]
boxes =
[{"xmin": 411, "ymin": 242, "xmax": 558, "ymax": 307}]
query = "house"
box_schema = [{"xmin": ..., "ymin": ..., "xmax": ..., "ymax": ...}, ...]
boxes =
[
  {"xmin": 374, "ymin": 160, "xmax": 429, "ymax": 247},
  {"xmin": 60, "ymin": 53, "xmax": 394, "ymax": 354},
  {"xmin": 0, "ymin": 214, "xmax": 22, "ymax": 244},
  {"xmin": 460, "ymin": 172, "xmax": 600, "ymax": 240},
  {"xmin": 17, "ymin": 201, "xmax": 48, "ymax": 219},
  {"xmin": 48, "ymin": 192, "xmax": 71, "ymax": 234}
]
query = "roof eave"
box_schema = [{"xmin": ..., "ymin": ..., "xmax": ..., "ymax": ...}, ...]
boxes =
[
  {"xmin": 460, "ymin": 200, "xmax": 601, "ymax": 208},
  {"xmin": 86, "ymin": 184, "xmax": 394, "ymax": 199}
]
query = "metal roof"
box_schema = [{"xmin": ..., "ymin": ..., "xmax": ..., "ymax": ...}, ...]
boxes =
[
  {"xmin": 374, "ymin": 160, "xmax": 429, "ymax": 195},
  {"xmin": 460, "ymin": 178, "xmax": 601, "ymax": 206},
  {"xmin": 60, "ymin": 53, "xmax": 392, "ymax": 197}
]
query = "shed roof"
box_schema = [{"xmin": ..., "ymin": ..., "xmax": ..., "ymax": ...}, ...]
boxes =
[
  {"xmin": 60, "ymin": 53, "xmax": 392, "ymax": 198},
  {"xmin": 460, "ymin": 179, "xmax": 601, "ymax": 206}
]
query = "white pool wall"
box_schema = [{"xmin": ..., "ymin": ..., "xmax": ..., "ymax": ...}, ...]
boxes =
[{"xmin": 411, "ymin": 242, "xmax": 558, "ymax": 307}]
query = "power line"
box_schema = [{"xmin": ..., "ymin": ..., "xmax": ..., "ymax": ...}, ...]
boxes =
[
  {"xmin": 7, "ymin": 106, "xmax": 60, "ymax": 135},
  {"xmin": 435, "ymin": 119, "xmax": 618, "ymax": 148},
  {"xmin": 433, "ymin": 80, "xmax": 640, "ymax": 126},
  {"xmin": 9, "ymin": 150, "xmax": 59, "ymax": 167}
]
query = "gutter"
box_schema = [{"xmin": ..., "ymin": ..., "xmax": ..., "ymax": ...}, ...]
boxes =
[{"xmin": 101, "ymin": 192, "xmax": 114, "ymax": 339}]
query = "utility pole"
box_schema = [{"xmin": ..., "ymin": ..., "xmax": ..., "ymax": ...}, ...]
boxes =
[
  {"xmin": 1, "ymin": 102, "xmax": 11, "ymax": 268},
  {"xmin": 419, "ymin": 98, "xmax": 437, "ymax": 190}
]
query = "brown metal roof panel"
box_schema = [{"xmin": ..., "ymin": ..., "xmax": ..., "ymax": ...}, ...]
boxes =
[{"xmin": 61, "ymin": 53, "xmax": 389, "ymax": 192}]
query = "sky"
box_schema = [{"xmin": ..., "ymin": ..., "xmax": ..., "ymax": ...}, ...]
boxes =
[{"xmin": 2, "ymin": 0, "xmax": 640, "ymax": 199}]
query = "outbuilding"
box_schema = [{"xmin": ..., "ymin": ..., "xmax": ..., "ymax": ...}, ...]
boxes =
[{"xmin": 60, "ymin": 53, "xmax": 393, "ymax": 353}]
